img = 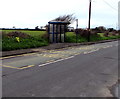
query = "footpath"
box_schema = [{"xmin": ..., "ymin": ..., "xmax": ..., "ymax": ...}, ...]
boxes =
[{"xmin": 1, "ymin": 39, "xmax": 119, "ymax": 57}]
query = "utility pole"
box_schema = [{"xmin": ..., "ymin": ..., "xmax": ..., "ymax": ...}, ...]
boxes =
[
  {"xmin": 76, "ymin": 19, "xmax": 78, "ymax": 43},
  {"xmin": 76, "ymin": 19, "xmax": 78, "ymax": 29},
  {"xmin": 88, "ymin": 0, "xmax": 92, "ymax": 42},
  {"xmin": 118, "ymin": 1, "xmax": 120, "ymax": 30}
]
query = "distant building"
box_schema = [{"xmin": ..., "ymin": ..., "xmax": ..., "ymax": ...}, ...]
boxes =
[
  {"xmin": 68, "ymin": 27, "xmax": 74, "ymax": 32},
  {"xmin": 118, "ymin": 1, "xmax": 120, "ymax": 30}
]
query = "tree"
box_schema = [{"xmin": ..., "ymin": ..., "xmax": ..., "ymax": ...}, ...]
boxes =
[
  {"xmin": 35, "ymin": 26, "xmax": 39, "ymax": 30},
  {"xmin": 107, "ymin": 28, "xmax": 115, "ymax": 32},
  {"xmin": 13, "ymin": 26, "xmax": 16, "ymax": 29},
  {"xmin": 97, "ymin": 26, "xmax": 106, "ymax": 32},
  {"xmin": 40, "ymin": 26, "xmax": 43, "ymax": 29},
  {"xmin": 52, "ymin": 14, "xmax": 76, "ymax": 24}
]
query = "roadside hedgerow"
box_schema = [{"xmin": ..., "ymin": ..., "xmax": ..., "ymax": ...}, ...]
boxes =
[
  {"xmin": 7, "ymin": 31, "xmax": 30, "ymax": 38},
  {"xmin": 2, "ymin": 31, "xmax": 48, "ymax": 51},
  {"xmin": 2, "ymin": 36, "xmax": 48, "ymax": 51}
]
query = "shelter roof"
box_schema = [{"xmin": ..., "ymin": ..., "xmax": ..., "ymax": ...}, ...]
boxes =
[{"xmin": 48, "ymin": 21, "xmax": 70, "ymax": 24}]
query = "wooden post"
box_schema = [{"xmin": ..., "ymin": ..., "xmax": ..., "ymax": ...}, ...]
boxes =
[
  {"xmin": 76, "ymin": 19, "xmax": 78, "ymax": 43},
  {"xmin": 88, "ymin": 0, "xmax": 92, "ymax": 42}
]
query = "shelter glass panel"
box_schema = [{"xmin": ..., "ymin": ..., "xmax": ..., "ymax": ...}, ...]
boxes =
[{"xmin": 50, "ymin": 24, "xmax": 53, "ymax": 33}]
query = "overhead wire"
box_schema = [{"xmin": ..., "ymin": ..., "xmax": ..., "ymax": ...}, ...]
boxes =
[{"xmin": 102, "ymin": 0, "xmax": 118, "ymax": 11}]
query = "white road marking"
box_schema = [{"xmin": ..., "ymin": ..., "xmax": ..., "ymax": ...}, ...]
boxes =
[
  {"xmin": 83, "ymin": 48, "xmax": 100, "ymax": 54},
  {"xmin": 39, "ymin": 56, "xmax": 75, "ymax": 67}
]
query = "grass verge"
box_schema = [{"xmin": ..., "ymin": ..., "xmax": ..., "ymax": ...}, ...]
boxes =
[
  {"xmin": 2, "ymin": 36, "xmax": 48, "ymax": 51},
  {"xmin": 2, "ymin": 30, "xmax": 120, "ymax": 51},
  {"xmin": 2, "ymin": 30, "xmax": 48, "ymax": 51},
  {"xmin": 65, "ymin": 32, "xmax": 120, "ymax": 43}
]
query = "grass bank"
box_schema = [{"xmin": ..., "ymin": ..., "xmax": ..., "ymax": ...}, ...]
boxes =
[
  {"xmin": 65, "ymin": 32, "xmax": 120, "ymax": 43},
  {"xmin": 2, "ymin": 30, "xmax": 46, "ymax": 37},
  {"xmin": 2, "ymin": 37, "xmax": 48, "ymax": 51},
  {"xmin": 1, "ymin": 30, "xmax": 48, "ymax": 51},
  {"xmin": 1, "ymin": 30, "xmax": 120, "ymax": 51}
]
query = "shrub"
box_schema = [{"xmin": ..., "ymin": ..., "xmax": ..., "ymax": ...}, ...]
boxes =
[
  {"xmin": 2, "ymin": 31, "xmax": 7, "ymax": 38},
  {"xmin": 117, "ymin": 30, "xmax": 120, "ymax": 35},
  {"xmin": 65, "ymin": 34, "xmax": 76, "ymax": 43},
  {"xmin": 75, "ymin": 29, "xmax": 88, "ymax": 37},
  {"xmin": 104, "ymin": 31, "xmax": 109, "ymax": 37},
  {"xmin": 111, "ymin": 32, "xmax": 117, "ymax": 36},
  {"xmin": 41, "ymin": 33, "xmax": 48, "ymax": 40},
  {"xmin": 2, "ymin": 37, "xmax": 48, "ymax": 51},
  {"xmin": 2, "ymin": 31, "xmax": 49, "ymax": 51},
  {"xmin": 66, "ymin": 32, "xmax": 88, "ymax": 43},
  {"xmin": 7, "ymin": 31, "xmax": 30, "ymax": 38},
  {"xmin": 90, "ymin": 34, "xmax": 102, "ymax": 41}
]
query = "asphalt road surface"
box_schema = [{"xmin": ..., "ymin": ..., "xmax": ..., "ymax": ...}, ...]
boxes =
[{"xmin": 2, "ymin": 41, "xmax": 119, "ymax": 97}]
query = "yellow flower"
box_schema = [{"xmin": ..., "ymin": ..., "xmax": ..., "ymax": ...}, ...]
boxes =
[{"xmin": 16, "ymin": 37, "xmax": 20, "ymax": 42}]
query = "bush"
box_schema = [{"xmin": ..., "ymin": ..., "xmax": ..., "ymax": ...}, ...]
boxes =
[
  {"xmin": 65, "ymin": 32, "xmax": 87, "ymax": 43},
  {"xmin": 2, "ymin": 35, "xmax": 48, "ymax": 51},
  {"xmin": 2, "ymin": 38, "xmax": 48, "ymax": 51},
  {"xmin": 65, "ymin": 34, "xmax": 76, "ymax": 43},
  {"xmin": 7, "ymin": 31, "xmax": 30, "ymax": 38},
  {"xmin": 104, "ymin": 31, "xmax": 109, "ymax": 37},
  {"xmin": 90, "ymin": 34, "xmax": 102, "ymax": 41},
  {"xmin": 41, "ymin": 33, "xmax": 48, "ymax": 40},
  {"xmin": 2, "ymin": 31, "xmax": 7, "ymax": 38},
  {"xmin": 111, "ymin": 32, "xmax": 117, "ymax": 36},
  {"xmin": 118, "ymin": 30, "xmax": 120, "ymax": 35},
  {"xmin": 75, "ymin": 29, "xmax": 88, "ymax": 37}
]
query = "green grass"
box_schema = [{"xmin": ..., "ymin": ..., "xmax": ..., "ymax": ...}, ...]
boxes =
[
  {"xmin": 97, "ymin": 33, "xmax": 120, "ymax": 40},
  {"xmin": 1, "ymin": 30, "xmax": 46, "ymax": 37},
  {"xmin": 65, "ymin": 32, "xmax": 76, "ymax": 42},
  {"xmin": 1, "ymin": 30, "xmax": 120, "ymax": 51},
  {"xmin": 65, "ymin": 32, "xmax": 87, "ymax": 43},
  {"xmin": 1, "ymin": 30, "xmax": 48, "ymax": 51},
  {"xmin": 65, "ymin": 32, "xmax": 120, "ymax": 43},
  {"xmin": 97, "ymin": 33, "xmax": 104, "ymax": 37},
  {"xmin": 2, "ymin": 36, "xmax": 48, "ymax": 51}
]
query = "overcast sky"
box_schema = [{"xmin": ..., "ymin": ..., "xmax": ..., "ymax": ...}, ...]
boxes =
[{"xmin": 0, "ymin": 0, "xmax": 119, "ymax": 29}]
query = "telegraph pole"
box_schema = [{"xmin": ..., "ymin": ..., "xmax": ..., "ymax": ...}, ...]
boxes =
[
  {"xmin": 118, "ymin": 1, "xmax": 120, "ymax": 30},
  {"xmin": 88, "ymin": 0, "xmax": 92, "ymax": 42},
  {"xmin": 76, "ymin": 19, "xmax": 78, "ymax": 43}
]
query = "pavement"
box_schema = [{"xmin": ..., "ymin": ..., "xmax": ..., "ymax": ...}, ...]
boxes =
[
  {"xmin": 2, "ymin": 40, "xmax": 119, "ymax": 97},
  {"xmin": 1, "ymin": 39, "xmax": 119, "ymax": 57}
]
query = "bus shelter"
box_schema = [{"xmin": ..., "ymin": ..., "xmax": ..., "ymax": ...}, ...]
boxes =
[{"xmin": 48, "ymin": 21, "xmax": 70, "ymax": 43}]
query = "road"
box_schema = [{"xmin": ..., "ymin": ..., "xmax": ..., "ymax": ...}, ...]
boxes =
[{"xmin": 2, "ymin": 41, "xmax": 119, "ymax": 97}]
